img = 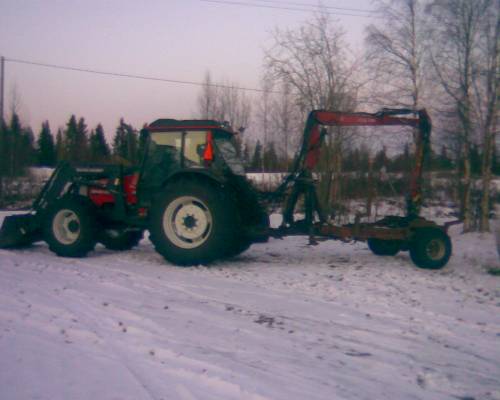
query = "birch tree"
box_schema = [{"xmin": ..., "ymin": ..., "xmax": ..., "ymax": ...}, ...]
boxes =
[
  {"xmin": 427, "ymin": 0, "xmax": 491, "ymax": 232},
  {"xmin": 264, "ymin": 11, "xmax": 359, "ymax": 211},
  {"xmin": 365, "ymin": 0, "xmax": 427, "ymax": 110}
]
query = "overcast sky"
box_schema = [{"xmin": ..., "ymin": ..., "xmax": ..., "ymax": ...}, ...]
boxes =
[{"xmin": 0, "ymin": 0, "xmax": 376, "ymax": 139}]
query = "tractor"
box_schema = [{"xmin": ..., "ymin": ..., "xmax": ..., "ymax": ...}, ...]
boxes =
[{"xmin": 0, "ymin": 108, "xmax": 452, "ymax": 269}]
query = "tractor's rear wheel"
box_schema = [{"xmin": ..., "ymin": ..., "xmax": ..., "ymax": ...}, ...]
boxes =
[
  {"xmin": 409, "ymin": 228, "xmax": 451, "ymax": 269},
  {"xmin": 367, "ymin": 238, "xmax": 401, "ymax": 256},
  {"xmin": 225, "ymin": 238, "xmax": 252, "ymax": 258},
  {"xmin": 99, "ymin": 229, "xmax": 143, "ymax": 251},
  {"xmin": 149, "ymin": 180, "xmax": 238, "ymax": 266},
  {"xmin": 43, "ymin": 196, "xmax": 97, "ymax": 258}
]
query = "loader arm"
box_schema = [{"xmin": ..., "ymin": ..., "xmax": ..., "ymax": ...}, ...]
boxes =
[{"xmin": 285, "ymin": 108, "xmax": 431, "ymax": 218}]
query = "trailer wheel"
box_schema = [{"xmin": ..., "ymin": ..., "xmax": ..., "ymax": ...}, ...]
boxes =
[
  {"xmin": 409, "ymin": 228, "xmax": 451, "ymax": 269},
  {"xmin": 149, "ymin": 180, "xmax": 237, "ymax": 266},
  {"xmin": 99, "ymin": 229, "xmax": 143, "ymax": 250},
  {"xmin": 43, "ymin": 197, "xmax": 97, "ymax": 258},
  {"xmin": 367, "ymin": 238, "xmax": 401, "ymax": 256}
]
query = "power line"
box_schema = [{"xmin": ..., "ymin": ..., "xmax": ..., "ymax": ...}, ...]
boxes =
[
  {"xmin": 199, "ymin": 0, "xmax": 379, "ymax": 17},
  {"xmin": 4, "ymin": 56, "xmax": 280, "ymax": 94},
  {"xmin": 241, "ymin": 0, "xmax": 375, "ymax": 14}
]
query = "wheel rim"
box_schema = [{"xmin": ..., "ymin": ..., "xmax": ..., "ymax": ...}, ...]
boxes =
[
  {"xmin": 52, "ymin": 209, "xmax": 81, "ymax": 245},
  {"xmin": 425, "ymin": 238, "xmax": 446, "ymax": 261},
  {"xmin": 163, "ymin": 196, "xmax": 212, "ymax": 249}
]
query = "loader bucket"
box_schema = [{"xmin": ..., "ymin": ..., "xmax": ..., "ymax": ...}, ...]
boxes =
[{"xmin": 0, "ymin": 213, "xmax": 41, "ymax": 248}]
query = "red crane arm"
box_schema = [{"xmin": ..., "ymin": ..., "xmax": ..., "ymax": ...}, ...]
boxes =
[{"xmin": 299, "ymin": 108, "xmax": 431, "ymax": 217}]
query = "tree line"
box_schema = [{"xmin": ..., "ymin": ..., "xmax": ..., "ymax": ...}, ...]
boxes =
[{"xmin": 0, "ymin": 113, "xmax": 145, "ymax": 176}]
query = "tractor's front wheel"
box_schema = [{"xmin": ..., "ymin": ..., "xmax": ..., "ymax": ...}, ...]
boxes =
[
  {"xmin": 149, "ymin": 180, "xmax": 237, "ymax": 266},
  {"xmin": 43, "ymin": 196, "xmax": 97, "ymax": 258}
]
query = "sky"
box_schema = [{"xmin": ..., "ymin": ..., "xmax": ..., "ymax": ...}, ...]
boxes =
[{"xmin": 0, "ymin": 0, "xmax": 377, "ymax": 140}]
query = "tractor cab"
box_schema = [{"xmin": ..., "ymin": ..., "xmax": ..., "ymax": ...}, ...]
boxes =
[{"xmin": 139, "ymin": 120, "xmax": 244, "ymax": 199}]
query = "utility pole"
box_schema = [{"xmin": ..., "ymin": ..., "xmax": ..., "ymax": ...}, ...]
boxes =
[{"xmin": 0, "ymin": 56, "xmax": 4, "ymax": 123}]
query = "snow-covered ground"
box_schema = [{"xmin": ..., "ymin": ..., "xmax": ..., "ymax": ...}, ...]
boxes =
[{"xmin": 0, "ymin": 212, "xmax": 499, "ymax": 400}]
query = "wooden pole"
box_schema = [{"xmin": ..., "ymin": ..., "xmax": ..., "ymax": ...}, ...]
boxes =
[{"xmin": 0, "ymin": 56, "xmax": 4, "ymax": 123}]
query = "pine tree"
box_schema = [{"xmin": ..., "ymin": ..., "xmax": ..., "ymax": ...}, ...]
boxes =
[
  {"xmin": 36, "ymin": 121, "xmax": 56, "ymax": 166},
  {"xmin": 373, "ymin": 146, "xmax": 388, "ymax": 170},
  {"xmin": 250, "ymin": 140, "xmax": 263, "ymax": 172},
  {"xmin": 0, "ymin": 119, "xmax": 7, "ymax": 200},
  {"xmin": 263, "ymin": 142, "xmax": 279, "ymax": 172},
  {"xmin": 138, "ymin": 125, "xmax": 149, "ymax": 161},
  {"xmin": 20, "ymin": 127, "xmax": 36, "ymax": 168},
  {"xmin": 64, "ymin": 115, "xmax": 78, "ymax": 162},
  {"xmin": 89, "ymin": 124, "xmax": 110, "ymax": 162},
  {"xmin": 113, "ymin": 118, "xmax": 138, "ymax": 163},
  {"xmin": 242, "ymin": 140, "xmax": 251, "ymax": 169},
  {"xmin": 76, "ymin": 117, "xmax": 89, "ymax": 162},
  {"xmin": 8, "ymin": 113, "xmax": 22, "ymax": 176},
  {"xmin": 55, "ymin": 128, "xmax": 65, "ymax": 162}
]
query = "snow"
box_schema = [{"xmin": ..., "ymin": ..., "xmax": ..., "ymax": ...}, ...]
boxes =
[{"xmin": 0, "ymin": 212, "xmax": 499, "ymax": 400}]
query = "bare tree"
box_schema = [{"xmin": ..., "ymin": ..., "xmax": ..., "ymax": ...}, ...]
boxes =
[
  {"xmin": 271, "ymin": 81, "xmax": 301, "ymax": 169},
  {"xmin": 476, "ymin": 1, "xmax": 500, "ymax": 231},
  {"xmin": 427, "ymin": 0, "xmax": 492, "ymax": 232},
  {"xmin": 365, "ymin": 0, "xmax": 427, "ymax": 110},
  {"xmin": 257, "ymin": 76, "xmax": 274, "ymax": 171},
  {"xmin": 197, "ymin": 71, "xmax": 218, "ymax": 119},
  {"xmin": 197, "ymin": 72, "xmax": 252, "ymax": 132},
  {"xmin": 264, "ymin": 11, "xmax": 359, "ymax": 212}
]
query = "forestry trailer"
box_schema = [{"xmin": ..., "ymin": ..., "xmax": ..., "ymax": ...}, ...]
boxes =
[{"xmin": 0, "ymin": 108, "xmax": 452, "ymax": 269}]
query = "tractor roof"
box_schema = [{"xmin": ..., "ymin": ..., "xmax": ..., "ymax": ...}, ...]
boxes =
[{"xmin": 147, "ymin": 119, "xmax": 235, "ymax": 134}]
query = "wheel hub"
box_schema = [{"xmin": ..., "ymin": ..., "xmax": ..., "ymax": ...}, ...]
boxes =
[
  {"xmin": 426, "ymin": 238, "xmax": 445, "ymax": 261},
  {"xmin": 163, "ymin": 196, "xmax": 213, "ymax": 249},
  {"xmin": 183, "ymin": 214, "xmax": 197, "ymax": 230},
  {"xmin": 52, "ymin": 209, "xmax": 81, "ymax": 245},
  {"xmin": 68, "ymin": 220, "xmax": 80, "ymax": 233}
]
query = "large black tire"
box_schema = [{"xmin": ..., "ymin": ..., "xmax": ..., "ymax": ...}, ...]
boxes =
[
  {"xmin": 409, "ymin": 228, "xmax": 452, "ymax": 269},
  {"xmin": 367, "ymin": 238, "xmax": 401, "ymax": 256},
  {"xmin": 225, "ymin": 239, "xmax": 252, "ymax": 258},
  {"xmin": 149, "ymin": 180, "xmax": 238, "ymax": 266},
  {"xmin": 43, "ymin": 196, "xmax": 97, "ymax": 258},
  {"xmin": 98, "ymin": 229, "xmax": 143, "ymax": 251}
]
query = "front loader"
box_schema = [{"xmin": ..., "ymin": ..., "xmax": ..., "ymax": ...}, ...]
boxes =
[{"xmin": 0, "ymin": 109, "xmax": 452, "ymax": 269}]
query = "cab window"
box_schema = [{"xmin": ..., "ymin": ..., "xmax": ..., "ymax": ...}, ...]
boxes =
[{"xmin": 184, "ymin": 131, "xmax": 208, "ymax": 166}]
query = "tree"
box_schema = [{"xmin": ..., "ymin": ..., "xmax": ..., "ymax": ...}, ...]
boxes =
[
  {"xmin": 197, "ymin": 71, "xmax": 218, "ymax": 119},
  {"xmin": 197, "ymin": 72, "xmax": 252, "ymax": 132},
  {"xmin": 55, "ymin": 128, "xmax": 65, "ymax": 162},
  {"xmin": 263, "ymin": 142, "xmax": 279, "ymax": 172},
  {"xmin": 62, "ymin": 115, "xmax": 79, "ymax": 161},
  {"xmin": 272, "ymin": 81, "xmax": 301, "ymax": 169},
  {"xmin": 250, "ymin": 140, "xmax": 263, "ymax": 172},
  {"xmin": 477, "ymin": 0, "xmax": 500, "ymax": 231},
  {"xmin": 427, "ymin": 0, "xmax": 492, "ymax": 232},
  {"xmin": 265, "ymin": 11, "xmax": 359, "ymax": 210},
  {"xmin": 365, "ymin": 0, "xmax": 427, "ymax": 110},
  {"xmin": 113, "ymin": 118, "xmax": 138, "ymax": 164},
  {"xmin": 89, "ymin": 123, "xmax": 110, "ymax": 162},
  {"xmin": 36, "ymin": 121, "xmax": 56, "ymax": 167},
  {"xmin": 257, "ymin": 77, "xmax": 274, "ymax": 171},
  {"xmin": 0, "ymin": 119, "xmax": 7, "ymax": 200},
  {"xmin": 7, "ymin": 113, "xmax": 23, "ymax": 176}
]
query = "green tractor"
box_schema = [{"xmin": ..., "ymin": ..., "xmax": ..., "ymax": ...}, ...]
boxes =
[{"xmin": 0, "ymin": 119, "xmax": 269, "ymax": 265}]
